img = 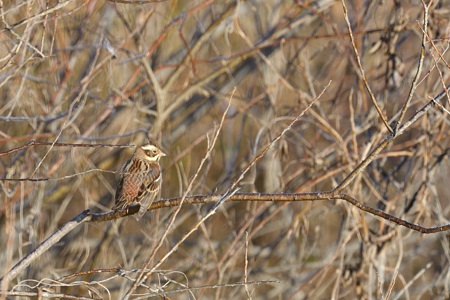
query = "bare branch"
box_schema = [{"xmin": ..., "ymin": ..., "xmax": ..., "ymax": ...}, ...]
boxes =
[
  {"xmin": 0, "ymin": 210, "xmax": 91, "ymax": 284},
  {"xmin": 341, "ymin": 0, "xmax": 392, "ymax": 133}
]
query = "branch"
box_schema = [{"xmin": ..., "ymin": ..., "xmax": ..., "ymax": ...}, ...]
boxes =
[
  {"xmin": 394, "ymin": 0, "xmax": 430, "ymax": 132},
  {"xmin": 341, "ymin": 0, "xmax": 392, "ymax": 133},
  {"xmin": 91, "ymin": 192, "xmax": 450, "ymax": 234},
  {"xmin": 0, "ymin": 210, "xmax": 91, "ymax": 285}
]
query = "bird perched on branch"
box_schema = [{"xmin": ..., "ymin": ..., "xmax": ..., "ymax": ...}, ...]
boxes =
[{"xmin": 112, "ymin": 141, "xmax": 166, "ymax": 220}]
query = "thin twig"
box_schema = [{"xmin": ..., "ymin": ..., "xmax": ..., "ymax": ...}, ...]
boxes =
[
  {"xmin": 244, "ymin": 231, "xmax": 251, "ymax": 299},
  {"xmin": 0, "ymin": 291, "xmax": 97, "ymax": 300},
  {"xmin": 0, "ymin": 141, "xmax": 135, "ymax": 157},
  {"xmin": 341, "ymin": 0, "xmax": 392, "ymax": 133},
  {"xmin": 394, "ymin": 0, "xmax": 429, "ymax": 132},
  {"xmin": 0, "ymin": 169, "xmax": 117, "ymax": 182}
]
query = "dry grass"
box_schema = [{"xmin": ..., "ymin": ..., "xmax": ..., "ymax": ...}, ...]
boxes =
[{"xmin": 1, "ymin": 0, "xmax": 450, "ymax": 299}]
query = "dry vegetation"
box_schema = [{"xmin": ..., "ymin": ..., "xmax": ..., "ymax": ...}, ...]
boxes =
[{"xmin": 1, "ymin": 0, "xmax": 450, "ymax": 299}]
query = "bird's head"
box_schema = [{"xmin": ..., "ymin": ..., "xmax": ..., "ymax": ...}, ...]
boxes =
[{"xmin": 140, "ymin": 142, "xmax": 166, "ymax": 162}]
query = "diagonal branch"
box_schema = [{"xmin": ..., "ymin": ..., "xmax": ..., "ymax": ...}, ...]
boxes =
[{"xmin": 0, "ymin": 210, "xmax": 91, "ymax": 285}]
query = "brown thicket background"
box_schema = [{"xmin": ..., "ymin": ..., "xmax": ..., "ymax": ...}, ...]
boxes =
[{"xmin": 1, "ymin": 0, "xmax": 450, "ymax": 299}]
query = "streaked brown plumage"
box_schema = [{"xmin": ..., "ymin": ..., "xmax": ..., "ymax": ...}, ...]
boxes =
[{"xmin": 113, "ymin": 141, "xmax": 166, "ymax": 220}]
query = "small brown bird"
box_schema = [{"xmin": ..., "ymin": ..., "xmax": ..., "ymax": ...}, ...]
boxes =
[{"xmin": 113, "ymin": 141, "xmax": 166, "ymax": 220}]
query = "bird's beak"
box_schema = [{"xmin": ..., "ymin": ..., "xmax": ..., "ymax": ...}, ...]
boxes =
[{"xmin": 160, "ymin": 152, "xmax": 167, "ymax": 157}]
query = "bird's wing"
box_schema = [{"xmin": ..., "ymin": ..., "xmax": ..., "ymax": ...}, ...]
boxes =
[
  {"xmin": 112, "ymin": 158, "xmax": 133, "ymax": 210},
  {"xmin": 135, "ymin": 163, "xmax": 162, "ymax": 220}
]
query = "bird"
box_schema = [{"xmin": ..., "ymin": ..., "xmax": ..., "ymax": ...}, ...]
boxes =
[{"xmin": 112, "ymin": 141, "xmax": 166, "ymax": 220}]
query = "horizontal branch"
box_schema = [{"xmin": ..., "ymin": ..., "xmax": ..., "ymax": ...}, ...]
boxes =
[
  {"xmin": 0, "ymin": 141, "xmax": 135, "ymax": 157},
  {"xmin": 92, "ymin": 193, "xmax": 450, "ymax": 234}
]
